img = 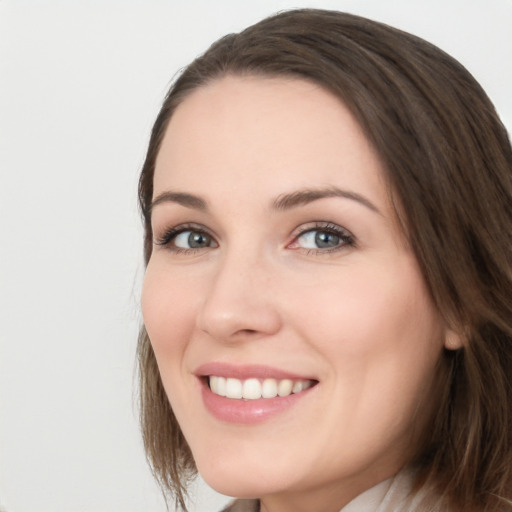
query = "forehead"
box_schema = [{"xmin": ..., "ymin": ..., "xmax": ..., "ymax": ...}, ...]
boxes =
[{"xmin": 153, "ymin": 75, "xmax": 388, "ymax": 209}]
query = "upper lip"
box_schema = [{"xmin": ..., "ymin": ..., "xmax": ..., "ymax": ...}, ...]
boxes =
[{"xmin": 194, "ymin": 362, "xmax": 317, "ymax": 381}]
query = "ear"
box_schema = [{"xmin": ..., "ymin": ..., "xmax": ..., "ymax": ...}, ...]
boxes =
[{"xmin": 444, "ymin": 328, "xmax": 465, "ymax": 351}]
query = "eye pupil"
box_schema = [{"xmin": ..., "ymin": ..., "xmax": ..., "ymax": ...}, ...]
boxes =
[
  {"xmin": 315, "ymin": 231, "xmax": 340, "ymax": 248},
  {"xmin": 188, "ymin": 232, "xmax": 210, "ymax": 248}
]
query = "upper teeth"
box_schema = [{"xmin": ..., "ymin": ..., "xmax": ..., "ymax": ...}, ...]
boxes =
[{"xmin": 209, "ymin": 376, "xmax": 314, "ymax": 400}]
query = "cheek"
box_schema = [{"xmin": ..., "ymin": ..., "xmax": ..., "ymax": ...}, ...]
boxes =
[
  {"xmin": 285, "ymin": 257, "xmax": 444, "ymax": 414},
  {"xmin": 290, "ymin": 256, "xmax": 442, "ymax": 353},
  {"xmin": 141, "ymin": 262, "xmax": 209, "ymax": 432},
  {"xmin": 141, "ymin": 263, "xmax": 200, "ymax": 363}
]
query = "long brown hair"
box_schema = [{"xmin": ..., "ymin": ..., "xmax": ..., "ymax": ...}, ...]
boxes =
[{"xmin": 137, "ymin": 9, "xmax": 512, "ymax": 511}]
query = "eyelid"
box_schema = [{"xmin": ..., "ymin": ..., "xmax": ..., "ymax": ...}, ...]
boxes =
[
  {"xmin": 153, "ymin": 222, "xmax": 217, "ymax": 249},
  {"xmin": 287, "ymin": 221, "xmax": 356, "ymax": 252},
  {"xmin": 152, "ymin": 220, "xmax": 355, "ymax": 254}
]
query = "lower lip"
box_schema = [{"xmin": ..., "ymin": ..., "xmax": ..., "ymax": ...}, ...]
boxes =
[{"xmin": 200, "ymin": 381, "xmax": 315, "ymax": 424}]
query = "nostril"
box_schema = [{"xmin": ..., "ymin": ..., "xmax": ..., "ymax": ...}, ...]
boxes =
[{"xmin": 239, "ymin": 329, "xmax": 258, "ymax": 335}]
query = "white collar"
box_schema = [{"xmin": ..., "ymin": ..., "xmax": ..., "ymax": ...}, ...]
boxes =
[
  {"xmin": 340, "ymin": 470, "xmax": 414, "ymax": 512},
  {"xmin": 222, "ymin": 470, "xmax": 417, "ymax": 512}
]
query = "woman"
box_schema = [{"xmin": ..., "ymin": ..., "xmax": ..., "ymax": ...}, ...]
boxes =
[{"xmin": 137, "ymin": 9, "xmax": 512, "ymax": 512}]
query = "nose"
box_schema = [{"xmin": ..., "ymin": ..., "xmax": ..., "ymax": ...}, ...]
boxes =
[{"xmin": 196, "ymin": 251, "xmax": 282, "ymax": 343}]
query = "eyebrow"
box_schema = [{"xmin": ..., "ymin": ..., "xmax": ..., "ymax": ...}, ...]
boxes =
[
  {"xmin": 272, "ymin": 186, "xmax": 381, "ymax": 214},
  {"xmin": 150, "ymin": 186, "xmax": 381, "ymax": 215},
  {"xmin": 150, "ymin": 191, "xmax": 208, "ymax": 212}
]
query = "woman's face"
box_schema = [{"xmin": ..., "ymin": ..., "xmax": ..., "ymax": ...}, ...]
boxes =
[{"xmin": 142, "ymin": 76, "xmax": 451, "ymax": 510}]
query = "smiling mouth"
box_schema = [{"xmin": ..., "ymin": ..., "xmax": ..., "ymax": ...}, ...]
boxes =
[{"xmin": 208, "ymin": 376, "xmax": 317, "ymax": 400}]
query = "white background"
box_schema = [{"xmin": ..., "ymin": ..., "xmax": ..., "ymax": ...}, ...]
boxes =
[{"xmin": 0, "ymin": 1, "xmax": 510, "ymax": 511}]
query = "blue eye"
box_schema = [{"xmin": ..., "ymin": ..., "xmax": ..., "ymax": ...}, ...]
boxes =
[
  {"xmin": 297, "ymin": 230, "xmax": 342, "ymax": 249},
  {"xmin": 155, "ymin": 225, "xmax": 217, "ymax": 252},
  {"xmin": 174, "ymin": 230, "xmax": 214, "ymax": 249},
  {"xmin": 291, "ymin": 223, "xmax": 354, "ymax": 252}
]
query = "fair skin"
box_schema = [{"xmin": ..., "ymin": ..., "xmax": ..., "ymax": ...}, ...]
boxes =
[{"xmin": 142, "ymin": 76, "xmax": 456, "ymax": 512}]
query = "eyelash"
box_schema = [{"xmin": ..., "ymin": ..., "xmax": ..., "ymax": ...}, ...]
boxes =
[
  {"xmin": 153, "ymin": 221, "xmax": 356, "ymax": 255},
  {"xmin": 291, "ymin": 222, "xmax": 356, "ymax": 254},
  {"xmin": 154, "ymin": 223, "xmax": 216, "ymax": 255}
]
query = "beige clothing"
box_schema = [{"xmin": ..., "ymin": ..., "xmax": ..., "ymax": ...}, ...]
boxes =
[
  {"xmin": 221, "ymin": 498, "xmax": 259, "ymax": 512},
  {"xmin": 221, "ymin": 470, "xmax": 417, "ymax": 512}
]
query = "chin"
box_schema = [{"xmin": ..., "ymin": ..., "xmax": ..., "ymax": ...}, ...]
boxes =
[{"xmin": 195, "ymin": 453, "xmax": 299, "ymax": 499}]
